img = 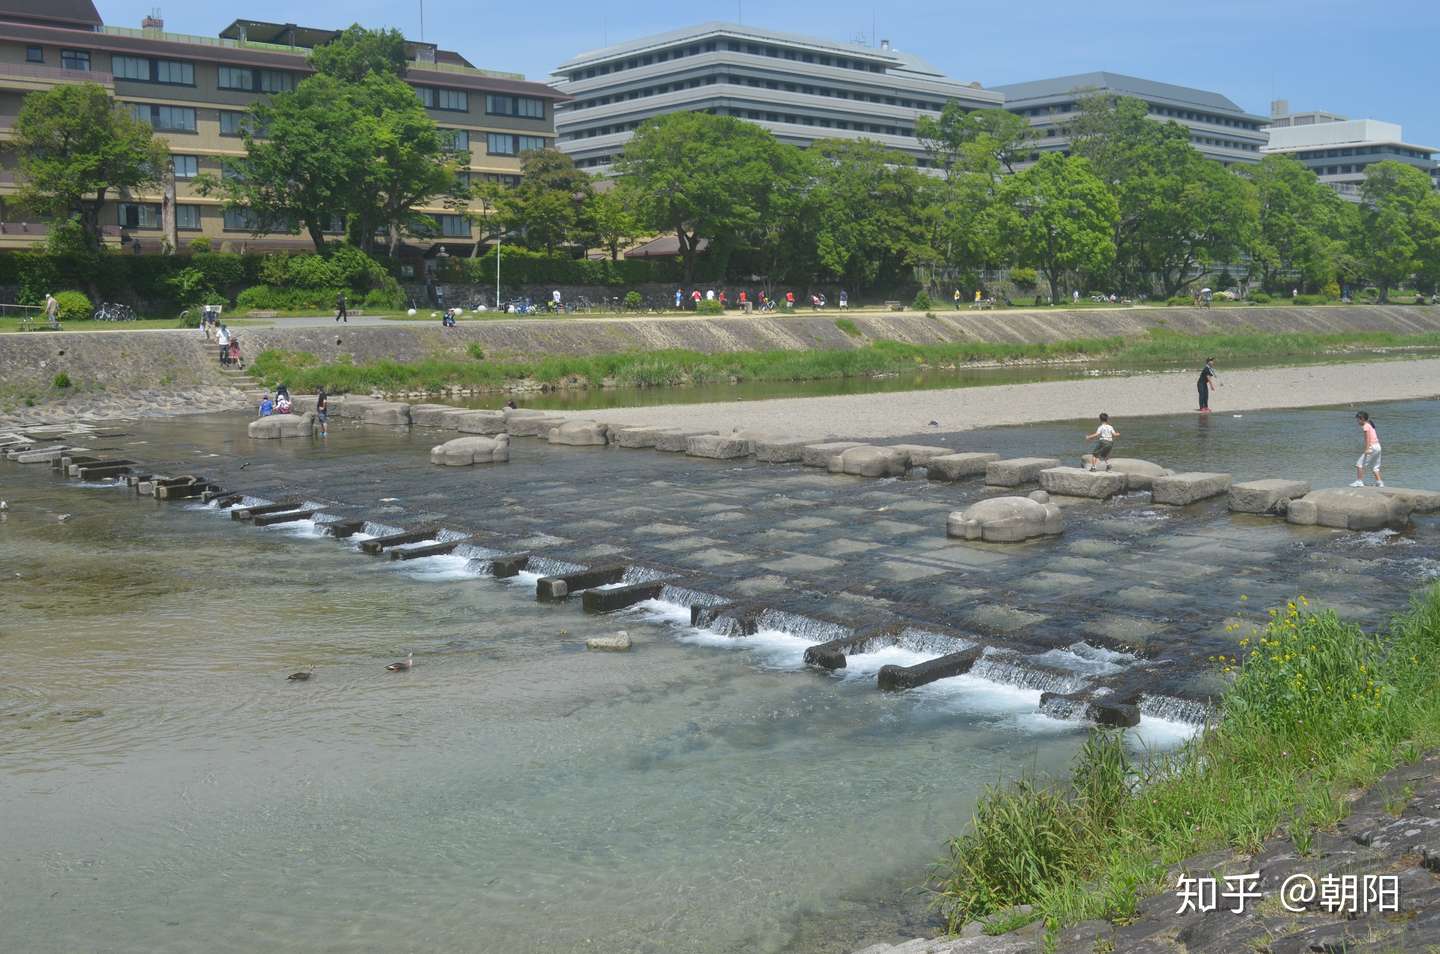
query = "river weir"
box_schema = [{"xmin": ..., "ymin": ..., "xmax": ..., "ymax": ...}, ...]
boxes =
[{"xmin": 3, "ymin": 399, "xmax": 1439, "ymax": 953}]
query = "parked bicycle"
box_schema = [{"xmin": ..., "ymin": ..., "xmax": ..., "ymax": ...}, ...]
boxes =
[{"xmin": 95, "ymin": 302, "xmax": 136, "ymax": 321}]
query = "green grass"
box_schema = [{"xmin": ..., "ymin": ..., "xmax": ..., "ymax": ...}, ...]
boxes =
[
  {"xmin": 930, "ymin": 585, "xmax": 1440, "ymax": 940},
  {"xmin": 249, "ymin": 327, "xmax": 1440, "ymax": 396}
]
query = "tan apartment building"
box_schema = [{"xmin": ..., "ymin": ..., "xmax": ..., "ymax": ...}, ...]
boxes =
[{"xmin": 0, "ymin": 0, "xmax": 565, "ymax": 251}]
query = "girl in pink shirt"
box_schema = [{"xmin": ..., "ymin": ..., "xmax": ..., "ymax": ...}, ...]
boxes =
[{"xmin": 1352, "ymin": 412, "xmax": 1383, "ymax": 487}]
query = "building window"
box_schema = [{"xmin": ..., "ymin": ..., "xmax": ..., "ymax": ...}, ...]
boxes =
[
  {"xmin": 435, "ymin": 214, "xmax": 470, "ymax": 237},
  {"xmin": 218, "ymin": 66, "xmax": 255, "ymax": 91},
  {"xmin": 517, "ymin": 135, "xmax": 547, "ymax": 153},
  {"xmin": 487, "ymin": 132, "xmax": 516, "ymax": 155},
  {"xmin": 118, "ymin": 203, "xmax": 162, "ymax": 229},
  {"xmin": 113, "ymin": 55, "xmax": 149, "ymax": 80},
  {"xmin": 61, "ymin": 49, "xmax": 90, "ymax": 71},
  {"xmin": 219, "ymin": 111, "xmax": 246, "ymax": 136},
  {"xmin": 175, "ymin": 205, "xmax": 201, "ymax": 230},
  {"xmin": 26, "ymin": 45, "xmax": 43, "ymax": 63},
  {"xmin": 259, "ymin": 70, "xmax": 293, "ymax": 93},
  {"xmin": 155, "ymin": 60, "xmax": 194, "ymax": 85},
  {"xmin": 223, "ymin": 208, "xmax": 259, "ymax": 231},
  {"xmin": 440, "ymin": 129, "xmax": 470, "ymax": 151},
  {"xmin": 171, "ymin": 155, "xmax": 199, "ymax": 178},
  {"xmin": 432, "ymin": 88, "xmax": 467, "ymax": 111},
  {"xmin": 485, "ymin": 94, "xmax": 543, "ymax": 118},
  {"xmin": 128, "ymin": 104, "xmax": 196, "ymax": 132}
]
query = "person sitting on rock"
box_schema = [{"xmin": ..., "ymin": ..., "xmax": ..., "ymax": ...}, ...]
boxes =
[
  {"xmin": 259, "ymin": 393, "xmax": 273, "ymax": 417},
  {"xmin": 275, "ymin": 395, "xmax": 293, "ymax": 415}
]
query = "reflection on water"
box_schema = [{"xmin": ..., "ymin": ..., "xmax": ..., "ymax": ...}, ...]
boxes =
[{"xmin": 0, "ymin": 483, "xmax": 1084, "ymax": 954}]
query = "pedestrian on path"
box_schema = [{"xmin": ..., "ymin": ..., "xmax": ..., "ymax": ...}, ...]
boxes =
[
  {"xmin": 336, "ymin": 291, "xmax": 348, "ymax": 323},
  {"xmin": 1351, "ymin": 412, "xmax": 1383, "ymax": 487},
  {"xmin": 953, "ymin": 289, "xmax": 961, "ymax": 310},
  {"xmin": 217, "ymin": 322, "xmax": 231, "ymax": 366},
  {"xmin": 1084, "ymin": 413, "xmax": 1118, "ymax": 471},
  {"xmin": 44, "ymin": 293, "xmax": 59, "ymax": 325},
  {"xmin": 1196, "ymin": 357, "xmax": 1219, "ymax": 412}
]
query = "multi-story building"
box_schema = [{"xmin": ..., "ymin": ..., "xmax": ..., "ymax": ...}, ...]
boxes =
[
  {"xmin": 1262, "ymin": 102, "xmax": 1438, "ymax": 202},
  {"xmin": 549, "ymin": 22, "xmax": 1001, "ymax": 173},
  {"xmin": 991, "ymin": 71, "xmax": 1268, "ymax": 167},
  {"xmin": 0, "ymin": 0, "xmax": 565, "ymax": 251}
]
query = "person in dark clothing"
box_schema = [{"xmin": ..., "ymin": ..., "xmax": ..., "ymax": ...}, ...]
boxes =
[
  {"xmin": 275, "ymin": 383, "xmax": 291, "ymax": 404},
  {"xmin": 315, "ymin": 388, "xmax": 328, "ymax": 437},
  {"xmin": 1196, "ymin": 358, "xmax": 1219, "ymax": 412},
  {"xmin": 335, "ymin": 292, "xmax": 348, "ymax": 323},
  {"xmin": 504, "ymin": 400, "xmax": 517, "ymax": 410}
]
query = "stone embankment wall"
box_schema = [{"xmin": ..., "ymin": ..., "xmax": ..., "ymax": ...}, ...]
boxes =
[{"xmin": 3, "ymin": 305, "xmax": 1440, "ymax": 396}]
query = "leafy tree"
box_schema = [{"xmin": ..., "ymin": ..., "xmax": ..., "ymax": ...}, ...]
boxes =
[
  {"xmin": 12, "ymin": 83, "xmax": 169, "ymax": 251},
  {"xmin": 917, "ymin": 105, "xmax": 1034, "ymax": 182},
  {"xmin": 310, "ymin": 24, "xmax": 408, "ymax": 81},
  {"xmin": 587, "ymin": 187, "xmax": 641, "ymax": 260},
  {"xmin": 1000, "ymin": 154, "xmax": 1118, "ymax": 303},
  {"xmin": 809, "ymin": 139, "xmax": 927, "ymax": 293},
  {"xmin": 613, "ymin": 113, "xmax": 793, "ymax": 283},
  {"xmin": 1356, "ymin": 161, "xmax": 1433, "ymax": 302},
  {"xmin": 1244, "ymin": 155, "xmax": 1353, "ymax": 292},
  {"xmin": 501, "ymin": 148, "xmax": 593, "ymax": 253},
  {"xmin": 1414, "ymin": 193, "xmax": 1440, "ymax": 294}
]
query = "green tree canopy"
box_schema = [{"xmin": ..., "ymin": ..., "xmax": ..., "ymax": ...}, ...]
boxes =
[
  {"xmin": 1356, "ymin": 161, "xmax": 1435, "ymax": 302},
  {"xmin": 917, "ymin": 105, "xmax": 1034, "ymax": 182},
  {"xmin": 586, "ymin": 186, "xmax": 641, "ymax": 261},
  {"xmin": 1000, "ymin": 153, "xmax": 1119, "ymax": 303},
  {"xmin": 499, "ymin": 148, "xmax": 593, "ymax": 254},
  {"xmin": 1244, "ymin": 155, "xmax": 1354, "ymax": 292},
  {"xmin": 12, "ymin": 82, "xmax": 169, "ymax": 251},
  {"xmin": 809, "ymin": 139, "xmax": 928, "ymax": 293},
  {"xmin": 310, "ymin": 24, "xmax": 409, "ymax": 81}
]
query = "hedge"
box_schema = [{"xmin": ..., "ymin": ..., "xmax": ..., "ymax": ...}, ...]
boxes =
[
  {"xmin": 434, "ymin": 247, "xmax": 686, "ymax": 287},
  {"xmin": 54, "ymin": 290, "xmax": 92, "ymax": 321},
  {"xmin": 235, "ymin": 285, "xmax": 405, "ymax": 312}
]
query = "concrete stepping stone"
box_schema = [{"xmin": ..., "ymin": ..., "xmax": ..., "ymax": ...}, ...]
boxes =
[
  {"xmin": 1377, "ymin": 487, "xmax": 1440, "ymax": 514},
  {"xmin": 1229, "ymin": 479, "xmax": 1311, "ymax": 515},
  {"xmin": 925, "ymin": 452, "xmax": 1000, "ymax": 481},
  {"xmin": 548, "ymin": 420, "xmax": 609, "ymax": 446},
  {"xmin": 686, "ymin": 433, "xmax": 751, "ymax": 459},
  {"xmin": 1095, "ymin": 457, "xmax": 1173, "ymax": 490},
  {"xmin": 984, "ymin": 457, "xmax": 1060, "ymax": 487},
  {"xmin": 1286, "ymin": 487, "xmax": 1412, "ymax": 530},
  {"xmin": 453, "ymin": 410, "xmax": 507, "ymax": 435},
  {"xmin": 947, "ymin": 495, "xmax": 1064, "ymax": 542},
  {"xmin": 361, "ymin": 401, "xmax": 411, "ymax": 426},
  {"xmin": 827, "ymin": 444, "xmax": 910, "ymax": 477},
  {"xmin": 1150, "ymin": 472, "xmax": 1232, "ymax": 505},
  {"xmin": 1039, "ymin": 466, "xmax": 1127, "ymax": 499},
  {"xmin": 801, "ymin": 441, "xmax": 864, "ymax": 467},
  {"xmin": 408, "ymin": 404, "xmax": 462, "ymax": 427},
  {"xmin": 654, "ymin": 429, "xmax": 716, "ymax": 452},
  {"xmin": 612, "ymin": 426, "xmax": 670, "ymax": 448},
  {"xmin": 752, "ymin": 435, "xmax": 813, "ymax": 463},
  {"xmin": 248, "ymin": 413, "xmax": 315, "ymax": 439},
  {"xmin": 886, "ymin": 444, "xmax": 951, "ymax": 467},
  {"xmin": 429, "ymin": 434, "xmax": 510, "ymax": 465},
  {"xmin": 507, "ymin": 415, "xmax": 567, "ymax": 438}
]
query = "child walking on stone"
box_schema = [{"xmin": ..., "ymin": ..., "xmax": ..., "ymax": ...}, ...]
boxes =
[{"xmin": 1084, "ymin": 413, "xmax": 1118, "ymax": 471}]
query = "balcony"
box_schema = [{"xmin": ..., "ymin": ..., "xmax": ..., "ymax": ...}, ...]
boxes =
[{"xmin": 0, "ymin": 62, "xmax": 114, "ymax": 93}]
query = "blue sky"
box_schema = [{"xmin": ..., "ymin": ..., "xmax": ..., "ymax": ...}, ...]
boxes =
[{"xmin": 105, "ymin": 0, "xmax": 1440, "ymax": 148}]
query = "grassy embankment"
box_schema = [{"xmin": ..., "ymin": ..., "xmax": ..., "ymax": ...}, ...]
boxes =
[
  {"xmin": 250, "ymin": 328, "xmax": 1440, "ymax": 394},
  {"xmin": 933, "ymin": 584, "xmax": 1440, "ymax": 941}
]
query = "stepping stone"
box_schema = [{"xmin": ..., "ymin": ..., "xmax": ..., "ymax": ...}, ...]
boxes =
[
  {"xmin": 612, "ymin": 426, "xmax": 669, "ymax": 448},
  {"xmin": 453, "ymin": 410, "xmax": 508, "ymax": 435},
  {"xmin": 1377, "ymin": 487, "xmax": 1440, "ymax": 514},
  {"xmin": 362, "ymin": 401, "xmax": 411, "ymax": 425},
  {"xmin": 947, "ymin": 495, "xmax": 1063, "ymax": 542},
  {"xmin": 1093, "ymin": 457, "xmax": 1173, "ymax": 491},
  {"xmin": 801, "ymin": 441, "xmax": 864, "ymax": 468},
  {"xmin": 752, "ymin": 435, "xmax": 813, "ymax": 463},
  {"xmin": 985, "ymin": 457, "xmax": 1061, "ymax": 487},
  {"xmin": 1039, "ymin": 466, "xmax": 1127, "ymax": 499},
  {"xmin": 654, "ymin": 429, "xmax": 715, "ymax": 452},
  {"xmin": 886, "ymin": 444, "xmax": 951, "ymax": 466},
  {"xmin": 1286, "ymin": 487, "xmax": 1412, "ymax": 530},
  {"xmin": 926, "ymin": 452, "xmax": 1000, "ymax": 481},
  {"xmin": 507, "ymin": 415, "xmax": 567, "ymax": 438},
  {"xmin": 1228, "ymin": 478, "xmax": 1311, "ymax": 515},
  {"xmin": 407, "ymin": 404, "xmax": 459, "ymax": 427},
  {"xmin": 548, "ymin": 420, "xmax": 609, "ymax": 446},
  {"xmin": 1150, "ymin": 472, "xmax": 1232, "ymax": 506},
  {"xmin": 760, "ymin": 553, "xmax": 844, "ymax": 574},
  {"xmin": 827, "ymin": 445, "xmax": 909, "ymax": 477},
  {"xmin": 429, "ymin": 434, "xmax": 510, "ymax": 465},
  {"xmin": 686, "ymin": 434, "xmax": 751, "ymax": 459}
]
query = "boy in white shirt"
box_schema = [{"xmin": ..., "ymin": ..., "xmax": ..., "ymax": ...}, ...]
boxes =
[{"xmin": 1084, "ymin": 413, "xmax": 1118, "ymax": 471}]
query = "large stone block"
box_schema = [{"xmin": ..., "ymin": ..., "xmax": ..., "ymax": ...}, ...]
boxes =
[
  {"xmin": 332, "ymin": 395, "xmax": 380, "ymax": 419},
  {"xmin": 248, "ymin": 412, "xmax": 316, "ymax": 439},
  {"xmin": 613, "ymin": 426, "xmax": 669, "ymax": 449},
  {"xmin": 1229, "ymin": 479, "xmax": 1312, "ymax": 515},
  {"xmin": 926, "ymin": 452, "xmax": 1000, "ymax": 481},
  {"xmin": 290, "ymin": 394, "xmax": 318, "ymax": 414},
  {"xmin": 686, "ymin": 433, "xmax": 751, "ymax": 459},
  {"xmin": 1039, "ymin": 466, "xmax": 1127, "ymax": 499},
  {"xmin": 947, "ymin": 496, "xmax": 1064, "ymax": 542},
  {"xmin": 454, "ymin": 410, "xmax": 508, "ymax": 435},
  {"xmin": 827, "ymin": 445, "xmax": 910, "ymax": 477},
  {"xmin": 503, "ymin": 407, "xmax": 546, "ymax": 421},
  {"xmin": 362, "ymin": 401, "xmax": 412, "ymax": 426},
  {"xmin": 654, "ymin": 429, "xmax": 715, "ymax": 452},
  {"xmin": 801, "ymin": 441, "xmax": 864, "ymax": 468},
  {"xmin": 1150, "ymin": 472, "xmax": 1232, "ymax": 506},
  {"xmin": 985, "ymin": 457, "xmax": 1061, "ymax": 487},
  {"xmin": 887, "ymin": 444, "xmax": 952, "ymax": 467},
  {"xmin": 507, "ymin": 415, "xmax": 567, "ymax": 438},
  {"xmin": 548, "ymin": 420, "xmax": 610, "ymax": 446},
  {"xmin": 1286, "ymin": 487, "xmax": 1412, "ymax": 530},
  {"xmin": 408, "ymin": 404, "xmax": 461, "ymax": 427},
  {"xmin": 1098, "ymin": 458, "xmax": 1174, "ymax": 491},
  {"xmin": 1378, "ymin": 487, "xmax": 1440, "ymax": 514},
  {"xmin": 430, "ymin": 434, "xmax": 510, "ymax": 465},
  {"xmin": 752, "ymin": 435, "xmax": 813, "ymax": 463}
]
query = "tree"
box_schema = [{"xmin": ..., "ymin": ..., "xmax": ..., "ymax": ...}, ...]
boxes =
[
  {"xmin": 310, "ymin": 24, "xmax": 408, "ymax": 81},
  {"xmin": 501, "ymin": 148, "xmax": 593, "ymax": 253},
  {"xmin": 613, "ymin": 113, "xmax": 793, "ymax": 283},
  {"xmin": 809, "ymin": 139, "xmax": 927, "ymax": 293},
  {"xmin": 1356, "ymin": 161, "xmax": 1433, "ymax": 302},
  {"xmin": 586, "ymin": 187, "xmax": 640, "ymax": 260},
  {"xmin": 12, "ymin": 83, "xmax": 169, "ymax": 251},
  {"xmin": 1244, "ymin": 155, "xmax": 1353, "ymax": 292},
  {"xmin": 917, "ymin": 105, "xmax": 1034, "ymax": 182},
  {"xmin": 1001, "ymin": 154, "xmax": 1119, "ymax": 303},
  {"xmin": 201, "ymin": 73, "xmax": 374, "ymax": 251}
]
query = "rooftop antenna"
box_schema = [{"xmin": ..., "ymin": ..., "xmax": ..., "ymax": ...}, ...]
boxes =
[{"xmin": 419, "ymin": 0, "xmax": 424, "ymax": 41}]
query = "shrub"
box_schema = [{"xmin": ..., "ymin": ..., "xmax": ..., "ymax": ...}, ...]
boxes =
[
  {"xmin": 1292, "ymin": 293, "xmax": 1328, "ymax": 305},
  {"xmin": 52, "ymin": 372, "xmax": 72, "ymax": 389},
  {"xmin": 912, "ymin": 290, "xmax": 934, "ymax": 311},
  {"xmin": 1248, "ymin": 291, "xmax": 1272, "ymax": 304},
  {"xmin": 362, "ymin": 286, "xmax": 405, "ymax": 309},
  {"xmin": 236, "ymin": 285, "xmax": 346, "ymax": 312},
  {"xmin": 166, "ymin": 266, "xmax": 216, "ymax": 309},
  {"xmin": 189, "ymin": 237, "xmax": 214, "ymax": 253},
  {"xmin": 623, "ymin": 290, "xmax": 642, "ymax": 310},
  {"xmin": 1166, "ymin": 295, "xmax": 1192, "ymax": 306},
  {"xmin": 696, "ymin": 299, "xmax": 724, "ymax": 316},
  {"xmin": 1360, "ymin": 287, "xmax": 1380, "ymax": 302},
  {"xmin": 1323, "ymin": 280, "xmax": 1341, "ymax": 300},
  {"xmin": 467, "ymin": 343, "xmax": 485, "ymax": 360},
  {"xmin": 835, "ymin": 317, "xmax": 861, "ymax": 337},
  {"xmin": 54, "ymin": 290, "xmax": 92, "ymax": 321},
  {"xmin": 1009, "ymin": 267, "xmax": 1039, "ymax": 289}
]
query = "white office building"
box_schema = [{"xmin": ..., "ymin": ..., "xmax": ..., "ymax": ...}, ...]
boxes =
[
  {"xmin": 1262, "ymin": 103, "xmax": 1438, "ymax": 201},
  {"xmin": 549, "ymin": 22, "xmax": 1001, "ymax": 173}
]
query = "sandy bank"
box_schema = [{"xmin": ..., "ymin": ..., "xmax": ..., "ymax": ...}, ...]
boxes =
[{"xmin": 592, "ymin": 357, "xmax": 1440, "ymax": 438}]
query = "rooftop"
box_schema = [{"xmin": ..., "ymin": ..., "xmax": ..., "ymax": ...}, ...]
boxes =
[
  {"xmin": 992, "ymin": 71, "xmax": 1262, "ymax": 119},
  {"xmin": 1263, "ymin": 119, "xmax": 1437, "ymax": 154},
  {"xmin": 0, "ymin": 0, "xmax": 100, "ymax": 28}
]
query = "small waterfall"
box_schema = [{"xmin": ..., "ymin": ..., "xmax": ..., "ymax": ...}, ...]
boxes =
[
  {"xmin": 362, "ymin": 521, "xmax": 405, "ymax": 537},
  {"xmin": 754, "ymin": 609, "xmax": 850, "ymax": 643},
  {"xmin": 237, "ymin": 495, "xmax": 271, "ymax": 508},
  {"xmin": 311, "ymin": 512, "xmax": 339, "ymax": 525},
  {"xmin": 699, "ymin": 608, "xmax": 750, "ymax": 637},
  {"xmin": 658, "ymin": 585, "xmax": 728, "ymax": 609},
  {"xmin": 454, "ymin": 543, "xmax": 502, "ymax": 561},
  {"xmin": 1139, "ymin": 694, "xmax": 1214, "ymax": 726},
  {"xmin": 1038, "ymin": 693, "xmax": 1090, "ymax": 722},
  {"xmin": 436, "ymin": 528, "xmax": 469, "ymax": 543},
  {"xmin": 894, "ymin": 628, "xmax": 973, "ymax": 656},
  {"xmin": 622, "ymin": 565, "xmax": 671, "ymax": 584},
  {"xmin": 526, "ymin": 556, "xmax": 586, "ymax": 577},
  {"xmin": 969, "ymin": 649, "xmax": 1089, "ymax": 694}
]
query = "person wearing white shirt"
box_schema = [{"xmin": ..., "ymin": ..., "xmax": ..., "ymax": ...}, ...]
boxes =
[{"xmin": 1084, "ymin": 413, "xmax": 1119, "ymax": 471}]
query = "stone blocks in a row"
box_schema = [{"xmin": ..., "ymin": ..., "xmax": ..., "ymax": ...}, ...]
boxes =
[
  {"xmin": 1039, "ymin": 466, "xmax": 1127, "ymax": 499},
  {"xmin": 985, "ymin": 457, "xmax": 1060, "ymax": 487},
  {"xmin": 925, "ymin": 452, "xmax": 1000, "ymax": 481},
  {"xmin": 1150, "ymin": 472, "xmax": 1231, "ymax": 506},
  {"xmin": 1228, "ymin": 479, "xmax": 1311, "ymax": 515}
]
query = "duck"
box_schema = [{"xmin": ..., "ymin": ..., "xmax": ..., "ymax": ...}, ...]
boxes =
[
  {"xmin": 386, "ymin": 652, "xmax": 414, "ymax": 672},
  {"xmin": 287, "ymin": 667, "xmax": 315, "ymax": 682}
]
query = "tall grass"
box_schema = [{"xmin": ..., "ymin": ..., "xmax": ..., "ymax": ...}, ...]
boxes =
[
  {"xmin": 931, "ymin": 584, "xmax": 1440, "ymax": 937},
  {"xmin": 249, "ymin": 328, "xmax": 1440, "ymax": 395}
]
